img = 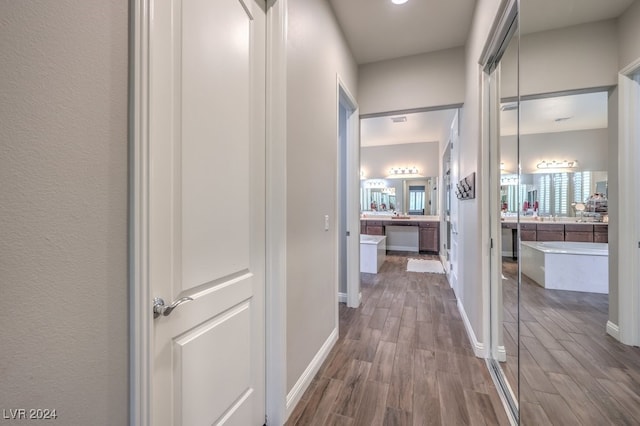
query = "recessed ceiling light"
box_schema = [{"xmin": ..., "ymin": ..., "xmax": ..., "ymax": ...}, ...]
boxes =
[{"xmin": 391, "ymin": 0, "xmax": 409, "ymax": 5}]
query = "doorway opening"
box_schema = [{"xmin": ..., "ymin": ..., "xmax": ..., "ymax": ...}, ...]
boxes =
[{"xmin": 338, "ymin": 78, "xmax": 360, "ymax": 308}]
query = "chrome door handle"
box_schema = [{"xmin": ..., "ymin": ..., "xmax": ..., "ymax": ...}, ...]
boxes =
[{"xmin": 153, "ymin": 296, "xmax": 193, "ymax": 319}]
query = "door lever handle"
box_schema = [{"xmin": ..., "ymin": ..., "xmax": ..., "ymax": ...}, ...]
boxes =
[{"xmin": 153, "ymin": 296, "xmax": 193, "ymax": 319}]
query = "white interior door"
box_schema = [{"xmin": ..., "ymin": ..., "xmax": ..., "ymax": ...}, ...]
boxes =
[{"xmin": 147, "ymin": 0, "xmax": 265, "ymax": 424}]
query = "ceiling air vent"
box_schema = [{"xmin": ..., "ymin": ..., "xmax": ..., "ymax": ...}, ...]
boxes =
[{"xmin": 391, "ymin": 116, "xmax": 407, "ymax": 123}]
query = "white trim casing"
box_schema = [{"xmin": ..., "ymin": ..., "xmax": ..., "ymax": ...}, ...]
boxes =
[
  {"xmin": 285, "ymin": 328, "xmax": 339, "ymax": 421},
  {"xmin": 266, "ymin": 0, "xmax": 288, "ymax": 424},
  {"xmin": 130, "ymin": 0, "xmax": 151, "ymax": 424},
  {"xmin": 618, "ymin": 59, "xmax": 640, "ymax": 347},
  {"xmin": 337, "ymin": 76, "xmax": 360, "ymax": 309}
]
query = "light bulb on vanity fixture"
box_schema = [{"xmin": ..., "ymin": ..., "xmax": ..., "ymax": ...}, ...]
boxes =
[
  {"xmin": 391, "ymin": 0, "xmax": 409, "ymax": 4},
  {"xmin": 387, "ymin": 166, "xmax": 423, "ymax": 179},
  {"xmin": 536, "ymin": 160, "xmax": 578, "ymax": 170}
]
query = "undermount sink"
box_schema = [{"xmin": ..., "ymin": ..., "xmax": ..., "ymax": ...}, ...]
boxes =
[{"xmin": 391, "ymin": 216, "xmax": 412, "ymax": 219}]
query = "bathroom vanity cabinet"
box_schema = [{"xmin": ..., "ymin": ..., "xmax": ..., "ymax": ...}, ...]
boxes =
[{"xmin": 361, "ymin": 218, "xmax": 439, "ymax": 254}]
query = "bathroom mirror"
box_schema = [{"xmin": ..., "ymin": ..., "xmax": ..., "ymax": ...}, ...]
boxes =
[
  {"xmin": 500, "ymin": 171, "xmax": 608, "ymax": 218},
  {"xmin": 360, "ymin": 176, "xmax": 438, "ymax": 215}
]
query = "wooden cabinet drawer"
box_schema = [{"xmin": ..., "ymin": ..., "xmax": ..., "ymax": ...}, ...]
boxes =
[
  {"xmin": 565, "ymin": 232, "xmax": 594, "ymax": 242},
  {"xmin": 565, "ymin": 224, "xmax": 593, "ymax": 232},
  {"xmin": 594, "ymin": 224, "xmax": 608, "ymax": 233},
  {"xmin": 419, "ymin": 227, "xmax": 438, "ymax": 252},
  {"xmin": 536, "ymin": 224, "xmax": 564, "ymax": 231},
  {"xmin": 521, "ymin": 223, "xmax": 537, "ymax": 231},
  {"xmin": 418, "ymin": 221, "xmax": 439, "ymax": 228},
  {"xmin": 367, "ymin": 226, "xmax": 384, "ymax": 236},
  {"xmin": 365, "ymin": 220, "xmax": 383, "ymax": 226},
  {"xmin": 520, "ymin": 230, "xmax": 536, "ymax": 241},
  {"xmin": 537, "ymin": 231, "xmax": 564, "ymax": 241},
  {"xmin": 594, "ymin": 232, "xmax": 608, "ymax": 243}
]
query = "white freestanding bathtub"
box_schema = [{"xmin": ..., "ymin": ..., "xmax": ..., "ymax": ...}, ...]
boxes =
[
  {"xmin": 360, "ymin": 235, "xmax": 387, "ymax": 273},
  {"xmin": 520, "ymin": 241, "xmax": 608, "ymax": 294}
]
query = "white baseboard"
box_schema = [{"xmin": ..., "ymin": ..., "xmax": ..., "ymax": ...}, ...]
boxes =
[
  {"xmin": 338, "ymin": 292, "xmax": 362, "ymax": 304},
  {"xmin": 496, "ymin": 345, "xmax": 507, "ymax": 362},
  {"xmin": 606, "ymin": 321, "xmax": 620, "ymax": 341},
  {"xmin": 285, "ymin": 328, "xmax": 338, "ymax": 421},
  {"xmin": 457, "ymin": 299, "xmax": 486, "ymax": 358}
]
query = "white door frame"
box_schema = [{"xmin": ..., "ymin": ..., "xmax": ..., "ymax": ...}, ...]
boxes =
[
  {"xmin": 337, "ymin": 76, "xmax": 361, "ymax": 309},
  {"xmin": 265, "ymin": 0, "xmax": 288, "ymax": 424},
  {"xmin": 130, "ymin": 0, "xmax": 152, "ymax": 422},
  {"xmin": 617, "ymin": 58, "xmax": 640, "ymax": 347},
  {"xmin": 130, "ymin": 1, "xmax": 289, "ymax": 425}
]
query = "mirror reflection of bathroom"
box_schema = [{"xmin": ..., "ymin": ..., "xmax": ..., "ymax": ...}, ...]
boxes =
[
  {"xmin": 360, "ymin": 108, "xmax": 457, "ymax": 218},
  {"xmin": 501, "ymin": 0, "xmax": 640, "ymax": 423}
]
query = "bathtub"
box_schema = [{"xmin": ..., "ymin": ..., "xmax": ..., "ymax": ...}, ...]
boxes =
[{"xmin": 520, "ymin": 241, "xmax": 608, "ymax": 294}]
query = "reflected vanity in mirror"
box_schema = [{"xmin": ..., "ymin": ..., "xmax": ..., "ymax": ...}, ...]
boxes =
[{"xmin": 360, "ymin": 176, "xmax": 438, "ymax": 215}]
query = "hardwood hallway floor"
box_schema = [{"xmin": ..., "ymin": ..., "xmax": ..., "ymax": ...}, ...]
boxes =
[{"xmin": 286, "ymin": 253, "xmax": 510, "ymax": 426}]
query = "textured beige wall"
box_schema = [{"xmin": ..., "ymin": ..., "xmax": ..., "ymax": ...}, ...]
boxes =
[
  {"xmin": 286, "ymin": 0, "xmax": 357, "ymax": 392},
  {"xmin": 619, "ymin": 0, "xmax": 640, "ymax": 70},
  {"xmin": 358, "ymin": 47, "xmax": 465, "ymax": 115},
  {"xmin": 0, "ymin": 1, "xmax": 129, "ymax": 424},
  {"xmin": 456, "ymin": 0, "xmax": 503, "ymax": 345}
]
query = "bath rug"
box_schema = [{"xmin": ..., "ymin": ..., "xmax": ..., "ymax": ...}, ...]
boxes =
[{"xmin": 407, "ymin": 259, "xmax": 445, "ymax": 274}]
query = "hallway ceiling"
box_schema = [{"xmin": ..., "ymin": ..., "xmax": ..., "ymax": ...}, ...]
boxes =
[
  {"xmin": 521, "ymin": 0, "xmax": 635, "ymax": 34},
  {"xmin": 361, "ymin": 109, "xmax": 457, "ymax": 147},
  {"xmin": 500, "ymin": 91, "xmax": 608, "ymax": 137},
  {"xmin": 328, "ymin": 0, "xmax": 477, "ymax": 64},
  {"xmin": 330, "ymin": 0, "xmax": 635, "ymax": 65}
]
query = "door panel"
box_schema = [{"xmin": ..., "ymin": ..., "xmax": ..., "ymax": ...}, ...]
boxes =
[{"xmin": 148, "ymin": 0, "xmax": 265, "ymax": 425}]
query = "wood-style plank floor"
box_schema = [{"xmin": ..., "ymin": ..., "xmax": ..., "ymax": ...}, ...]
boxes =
[
  {"xmin": 286, "ymin": 253, "xmax": 510, "ymax": 426},
  {"xmin": 501, "ymin": 258, "xmax": 640, "ymax": 425}
]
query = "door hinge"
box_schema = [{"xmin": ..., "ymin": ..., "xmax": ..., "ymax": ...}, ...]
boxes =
[
  {"xmin": 490, "ymin": 238, "xmax": 494, "ymax": 249},
  {"xmin": 346, "ymin": 231, "xmax": 350, "ymax": 236}
]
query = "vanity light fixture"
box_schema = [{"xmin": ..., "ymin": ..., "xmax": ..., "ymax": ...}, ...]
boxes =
[
  {"xmin": 360, "ymin": 170, "xmax": 366, "ymax": 180},
  {"xmin": 536, "ymin": 160, "xmax": 578, "ymax": 169},
  {"xmin": 500, "ymin": 163, "xmax": 505, "ymax": 170},
  {"xmin": 387, "ymin": 166, "xmax": 423, "ymax": 179},
  {"xmin": 391, "ymin": 0, "xmax": 409, "ymax": 4}
]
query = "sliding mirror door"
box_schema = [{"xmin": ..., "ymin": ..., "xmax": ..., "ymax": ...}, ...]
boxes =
[
  {"xmin": 482, "ymin": 0, "xmax": 519, "ymax": 422},
  {"xmin": 518, "ymin": 0, "xmax": 640, "ymax": 424}
]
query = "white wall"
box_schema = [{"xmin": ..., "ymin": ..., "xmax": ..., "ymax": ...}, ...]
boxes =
[
  {"xmin": 501, "ymin": 20, "xmax": 619, "ymax": 98},
  {"xmin": 360, "ymin": 142, "xmax": 440, "ymax": 179},
  {"xmin": 0, "ymin": 1, "xmax": 129, "ymax": 424},
  {"xmin": 358, "ymin": 47, "xmax": 465, "ymax": 115},
  {"xmin": 619, "ymin": 0, "xmax": 640, "ymax": 70},
  {"xmin": 501, "ymin": 128, "xmax": 609, "ymax": 173},
  {"xmin": 286, "ymin": 0, "xmax": 358, "ymax": 392},
  {"xmin": 457, "ymin": 0, "xmax": 503, "ymax": 347}
]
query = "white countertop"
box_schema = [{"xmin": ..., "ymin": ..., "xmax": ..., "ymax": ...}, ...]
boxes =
[
  {"xmin": 360, "ymin": 235, "xmax": 387, "ymax": 244},
  {"xmin": 361, "ymin": 215, "xmax": 439, "ymax": 222},
  {"xmin": 501, "ymin": 218, "xmax": 608, "ymax": 225}
]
